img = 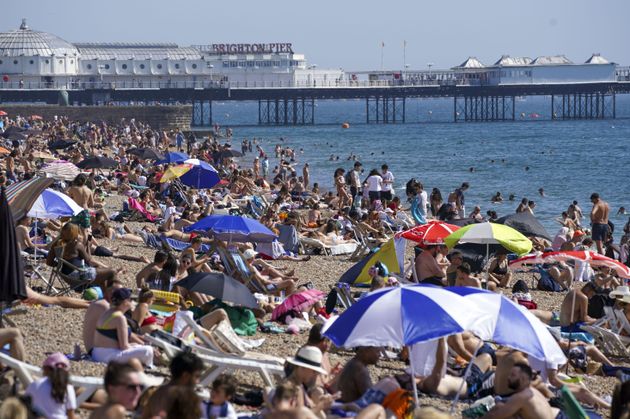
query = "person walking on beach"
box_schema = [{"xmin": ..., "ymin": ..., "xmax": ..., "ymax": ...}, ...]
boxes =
[
  {"xmin": 349, "ymin": 161, "xmax": 362, "ymax": 206},
  {"xmin": 590, "ymin": 193, "xmax": 610, "ymax": 254},
  {"xmin": 303, "ymin": 163, "xmax": 310, "ymax": 189},
  {"xmin": 380, "ymin": 164, "xmax": 394, "ymax": 206}
]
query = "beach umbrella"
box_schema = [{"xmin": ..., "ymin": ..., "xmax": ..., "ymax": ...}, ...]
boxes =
[
  {"xmin": 398, "ymin": 220, "xmax": 460, "ymax": 245},
  {"xmin": 0, "ymin": 146, "xmax": 10, "ymax": 155},
  {"xmin": 27, "ymin": 188, "xmax": 83, "ymax": 219},
  {"xmin": 40, "ymin": 161, "xmax": 82, "ymax": 181},
  {"xmin": 448, "ymin": 287, "xmax": 566, "ymax": 365},
  {"xmin": 48, "ymin": 139, "xmax": 77, "ymax": 150},
  {"xmin": 30, "ymin": 115, "xmax": 43, "ymax": 120},
  {"xmin": 127, "ymin": 147, "xmax": 165, "ymax": 161},
  {"xmin": 323, "ymin": 284, "xmax": 488, "ymax": 405},
  {"xmin": 5, "ymin": 177, "xmax": 54, "ymax": 222},
  {"xmin": 272, "ymin": 289, "xmax": 326, "ymax": 321},
  {"xmin": 0, "ymin": 111, "xmax": 7, "ymax": 116},
  {"xmin": 160, "ymin": 163, "xmax": 193, "ymax": 183},
  {"xmin": 184, "ymin": 214, "xmax": 277, "ymax": 243},
  {"xmin": 156, "ymin": 151, "xmax": 189, "ymax": 165},
  {"xmin": 0, "ymin": 187, "xmax": 27, "ymax": 313},
  {"xmin": 31, "ymin": 151, "xmax": 56, "ymax": 161},
  {"xmin": 511, "ymin": 250, "xmax": 630, "ymax": 279},
  {"xmin": 178, "ymin": 159, "xmax": 220, "ymax": 189},
  {"xmin": 496, "ymin": 212, "xmax": 551, "ymax": 241},
  {"xmin": 174, "ymin": 272, "xmax": 257, "ymax": 308},
  {"xmin": 76, "ymin": 156, "xmax": 118, "ymax": 169},
  {"xmin": 4, "ymin": 132, "xmax": 27, "ymax": 141},
  {"xmin": 213, "ymin": 149, "xmax": 243, "ymax": 160},
  {"xmin": 1, "ymin": 126, "xmax": 24, "ymax": 138},
  {"xmin": 445, "ymin": 222, "xmax": 532, "ymax": 255}
]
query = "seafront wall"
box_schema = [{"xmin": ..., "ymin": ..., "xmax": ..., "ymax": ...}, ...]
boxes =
[{"xmin": 0, "ymin": 105, "xmax": 192, "ymax": 130}]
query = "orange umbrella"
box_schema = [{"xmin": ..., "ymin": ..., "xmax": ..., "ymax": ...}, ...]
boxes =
[
  {"xmin": 30, "ymin": 115, "xmax": 43, "ymax": 120},
  {"xmin": 0, "ymin": 111, "xmax": 7, "ymax": 116},
  {"xmin": 0, "ymin": 146, "xmax": 10, "ymax": 155}
]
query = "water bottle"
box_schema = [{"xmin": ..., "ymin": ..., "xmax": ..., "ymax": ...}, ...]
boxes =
[
  {"xmin": 80, "ymin": 259, "xmax": 85, "ymax": 269},
  {"xmin": 73, "ymin": 343, "xmax": 82, "ymax": 360}
]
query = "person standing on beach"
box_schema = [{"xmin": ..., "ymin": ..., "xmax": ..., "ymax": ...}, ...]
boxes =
[
  {"xmin": 449, "ymin": 182, "xmax": 469, "ymax": 217},
  {"xmin": 349, "ymin": 162, "xmax": 362, "ymax": 206},
  {"xmin": 253, "ymin": 157, "xmax": 260, "ymax": 179},
  {"xmin": 380, "ymin": 164, "xmax": 394, "ymax": 206},
  {"xmin": 262, "ymin": 155, "xmax": 269, "ymax": 179},
  {"xmin": 303, "ymin": 163, "xmax": 310, "ymax": 189},
  {"xmin": 590, "ymin": 193, "xmax": 610, "ymax": 254},
  {"xmin": 411, "ymin": 182, "xmax": 428, "ymax": 225}
]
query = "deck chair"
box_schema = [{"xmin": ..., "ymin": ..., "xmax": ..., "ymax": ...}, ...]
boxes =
[
  {"xmin": 145, "ymin": 330, "xmax": 284, "ymax": 387},
  {"xmin": 180, "ymin": 314, "xmax": 283, "ymax": 365},
  {"xmin": 559, "ymin": 385, "xmax": 590, "ymax": 419},
  {"xmin": 127, "ymin": 197, "xmax": 160, "ymax": 223},
  {"xmin": 159, "ymin": 235, "xmax": 210, "ymax": 253},
  {"xmin": 46, "ymin": 247, "xmax": 97, "ymax": 296},
  {"xmin": 300, "ymin": 237, "xmax": 332, "ymax": 256},
  {"xmin": 613, "ymin": 309, "xmax": 630, "ymax": 337},
  {"xmin": 580, "ymin": 325, "xmax": 630, "ymax": 357},
  {"xmin": 0, "ymin": 352, "xmax": 103, "ymax": 406}
]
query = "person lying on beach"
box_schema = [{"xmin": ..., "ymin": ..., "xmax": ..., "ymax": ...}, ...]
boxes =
[
  {"xmin": 241, "ymin": 251, "xmax": 296, "ymax": 295},
  {"xmin": 91, "ymin": 213, "xmax": 145, "ymax": 244}
]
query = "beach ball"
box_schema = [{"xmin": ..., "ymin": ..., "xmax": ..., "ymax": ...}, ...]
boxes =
[{"xmin": 83, "ymin": 286, "xmax": 103, "ymax": 301}]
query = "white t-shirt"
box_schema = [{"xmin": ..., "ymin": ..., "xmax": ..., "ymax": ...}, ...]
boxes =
[
  {"xmin": 381, "ymin": 171, "xmax": 394, "ymax": 192},
  {"xmin": 366, "ymin": 175, "xmax": 382, "ymax": 192},
  {"xmin": 200, "ymin": 401, "xmax": 238, "ymax": 419},
  {"xmin": 26, "ymin": 377, "xmax": 76, "ymax": 419}
]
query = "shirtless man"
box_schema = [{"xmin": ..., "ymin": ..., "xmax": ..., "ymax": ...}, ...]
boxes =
[
  {"xmin": 559, "ymin": 282, "xmax": 597, "ymax": 333},
  {"xmin": 590, "ymin": 193, "xmax": 610, "ymax": 254},
  {"xmin": 415, "ymin": 245, "xmax": 446, "ymax": 286},
  {"xmin": 335, "ymin": 346, "xmax": 381, "ymax": 402},
  {"xmin": 67, "ymin": 173, "xmax": 95, "ymax": 209},
  {"xmin": 135, "ymin": 250, "xmax": 168, "ymax": 288},
  {"xmin": 16, "ymin": 216, "xmax": 48, "ymax": 255},
  {"xmin": 482, "ymin": 363, "xmax": 556, "ymax": 419},
  {"xmin": 454, "ymin": 263, "xmax": 485, "ymax": 290},
  {"xmin": 416, "ymin": 338, "xmax": 494, "ymax": 399}
]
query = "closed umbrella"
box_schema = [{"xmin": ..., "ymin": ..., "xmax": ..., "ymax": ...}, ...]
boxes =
[
  {"xmin": 398, "ymin": 220, "xmax": 460, "ymax": 245},
  {"xmin": 272, "ymin": 289, "xmax": 325, "ymax": 321},
  {"xmin": 184, "ymin": 214, "xmax": 277, "ymax": 243},
  {"xmin": 156, "ymin": 151, "xmax": 189, "ymax": 165},
  {"xmin": 28, "ymin": 189, "xmax": 83, "ymax": 219},
  {"xmin": 173, "ymin": 272, "xmax": 257, "ymax": 308},
  {"xmin": 5, "ymin": 177, "xmax": 54, "ymax": 222},
  {"xmin": 127, "ymin": 148, "xmax": 165, "ymax": 161},
  {"xmin": 0, "ymin": 187, "xmax": 27, "ymax": 316},
  {"xmin": 77, "ymin": 156, "xmax": 118, "ymax": 169}
]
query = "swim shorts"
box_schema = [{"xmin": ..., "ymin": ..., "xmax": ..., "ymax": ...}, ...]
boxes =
[
  {"xmin": 420, "ymin": 276, "xmax": 445, "ymax": 287},
  {"xmin": 381, "ymin": 190, "xmax": 393, "ymax": 201},
  {"xmin": 466, "ymin": 364, "xmax": 495, "ymax": 399},
  {"xmin": 591, "ymin": 222, "xmax": 610, "ymax": 241}
]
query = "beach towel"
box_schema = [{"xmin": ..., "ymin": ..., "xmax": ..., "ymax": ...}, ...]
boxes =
[{"xmin": 206, "ymin": 300, "xmax": 258, "ymax": 336}]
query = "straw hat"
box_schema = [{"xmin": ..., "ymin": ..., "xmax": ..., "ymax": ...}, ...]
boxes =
[
  {"xmin": 287, "ymin": 346, "xmax": 328, "ymax": 375},
  {"xmin": 609, "ymin": 286, "xmax": 630, "ymax": 299}
]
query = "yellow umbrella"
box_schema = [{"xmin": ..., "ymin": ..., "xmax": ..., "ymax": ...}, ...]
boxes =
[{"xmin": 160, "ymin": 164, "xmax": 193, "ymax": 183}]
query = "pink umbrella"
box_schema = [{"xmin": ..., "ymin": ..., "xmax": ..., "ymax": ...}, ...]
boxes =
[
  {"xmin": 511, "ymin": 250, "xmax": 630, "ymax": 279},
  {"xmin": 271, "ymin": 289, "xmax": 325, "ymax": 321}
]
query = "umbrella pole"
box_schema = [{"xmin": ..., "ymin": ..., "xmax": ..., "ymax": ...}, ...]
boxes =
[
  {"xmin": 451, "ymin": 340, "xmax": 483, "ymax": 415},
  {"xmin": 409, "ymin": 344, "xmax": 419, "ymax": 408},
  {"xmin": 484, "ymin": 243, "xmax": 490, "ymax": 285}
]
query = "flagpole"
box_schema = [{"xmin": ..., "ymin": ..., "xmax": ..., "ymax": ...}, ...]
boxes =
[{"xmin": 380, "ymin": 42, "xmax": 384, "ymax": 72}]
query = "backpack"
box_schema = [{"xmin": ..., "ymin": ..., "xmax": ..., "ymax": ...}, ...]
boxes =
[{"xmin": 512, "ymin": 280, "xmax": 529, "ymax": 294}]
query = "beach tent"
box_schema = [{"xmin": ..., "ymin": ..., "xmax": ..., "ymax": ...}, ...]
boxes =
[{"xmin": 339, "ymin": 238, "xmax": 402, "ymax": 286}]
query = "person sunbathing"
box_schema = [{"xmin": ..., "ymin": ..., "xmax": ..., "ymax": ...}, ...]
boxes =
[
  {"xmin": 92, "ymin": 213, "xmax": 145, "ymax": 244},
  {"xmin": 16, "ymin": 216, "xmax": 49, "ymax": 256},
  {"xmin": 135, "ymin": 251, "xmax": 168, "ymax": 288},
  {"xmin": 487, "ymin": 250, "xmax": 513, "ymax": 288},
  {"xmin": 180, "ymin": 238, "xmax": 212, "ymax": 272},
  {"xmin": 0, "ymin": 327, "xmax": 25, "ymax": 361},
  {"xmin": 46, "ymin": 223, "xmax": 119, "ymax": 289},
  {"xmin": 593, "ymin": 266, "xmax": 621, "ymax": 289},
  {"xmin": 559, "ymin": 282, "xmax": 597, "ymax": 333},
  {"xmin": 91, "ymin": 288, "xmax": 155, "ymax": 368},
  {"xmin": 132, "ymin": 287, "xmax": 159, "ymax": 334},
  {"xmin": 241, "ymin": 251, "xmax": 296, "ymax": 295}
]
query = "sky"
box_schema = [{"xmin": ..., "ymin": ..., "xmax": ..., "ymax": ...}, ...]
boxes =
[{"xmin": 1, "ymin": 0, "xmax": 628, "ymax": 71}]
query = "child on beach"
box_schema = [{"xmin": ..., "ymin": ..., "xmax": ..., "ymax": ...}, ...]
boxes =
[
  {"xmin": 25, "ymin": 353, "xmax": 77, "ymax": 419},
  {"xmin": 202, "ymin": 375, "xmax": 238, "ymax": 419}
]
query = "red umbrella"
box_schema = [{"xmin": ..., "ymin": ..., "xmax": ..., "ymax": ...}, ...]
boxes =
[
  {"xmin": 397, "ymin": 220, "xmax": 460, "ymax": 245},
  {"xmin": 0, "ymin": 111, "xmax": 7, "ymax": 116},
  {"xmin": 511, "ymin": 250, "xmax": 630, "ymax": 279},
  {"xmin": 271, "ymin": 289, "xmax": 325, "ymax": 321},
  {"xmin": 30, "ymin": 115, "xmax": 43, "ymax": 120}
]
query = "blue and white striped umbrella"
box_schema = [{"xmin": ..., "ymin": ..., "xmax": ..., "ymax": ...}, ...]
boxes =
[
  {"xmin": 323, "ymin": 285, "xmax": 488, "ymax": 349},
  {"xmin": 27, "ymin": 188, "xmax": 83, "ymax": 219},
  {"xmin": 448, "ymin": 287, "xmax": 566, "ymax": 367}
]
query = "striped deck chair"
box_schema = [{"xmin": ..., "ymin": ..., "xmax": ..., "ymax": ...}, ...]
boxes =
[
  {"xmin": 127, "ymin": 197, "xmax": 159, "ymax": 222},
  {"xmin": 160, "ymin": 235, "xmax": 210, "ymax": 253}
]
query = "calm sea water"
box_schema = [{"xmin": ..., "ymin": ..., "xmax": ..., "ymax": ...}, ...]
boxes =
[{"xmin": 208, "ymin": 95, "xmax": 630, "ymax": 238}]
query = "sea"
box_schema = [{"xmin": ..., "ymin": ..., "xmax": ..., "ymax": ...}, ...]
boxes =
[{"xmin": 206, "ymin": 95, "xmax": 630, "ymax": 239}]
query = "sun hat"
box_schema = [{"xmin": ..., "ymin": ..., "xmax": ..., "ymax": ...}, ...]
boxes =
[
  {"xmin": 619, "ymin": 294, "xmax": 630, "ymax": 305},
  {"xmin": 243, "ymin": 249, "xmax": 257, "ymax": 260},
  {"xmin": 43, "ymin": 352, "xmax": 70, "ymax": 369},
  {"xmin": 609, "ymin": 285, "xmax": 630, "ymax": 299},
  {"xmin": 287, "ymin": 346, "xmax": 328, "ymax": 375}
]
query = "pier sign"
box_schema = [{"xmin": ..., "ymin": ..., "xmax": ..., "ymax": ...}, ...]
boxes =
[{"xmin": 209, "ymin": 43, "xmax": 294, "ymax": 54}]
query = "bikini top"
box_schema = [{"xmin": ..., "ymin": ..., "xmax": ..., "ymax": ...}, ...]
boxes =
[{"xmin": 96, "ymin": 311, "xmax": 131, "ymax": 342}]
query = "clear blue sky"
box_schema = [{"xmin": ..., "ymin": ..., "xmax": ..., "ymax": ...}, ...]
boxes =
[{"xmin": 2, "ymin": 0, "xmax": 628, "ymax": 70}]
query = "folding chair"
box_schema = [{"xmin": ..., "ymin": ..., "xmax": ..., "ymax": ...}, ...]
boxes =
[{"xmin": 46, "ymin": 248, "xmax": 97, "ymax": 296}]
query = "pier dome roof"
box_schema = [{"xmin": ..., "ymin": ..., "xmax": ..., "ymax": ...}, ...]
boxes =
[
  {"xmin": 0, "ymin": 19, "xmax": 79, "ymax": 58},
  {"xmin": 585, "ymin": 53, "xmax": 609, "ymax": 64}
]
